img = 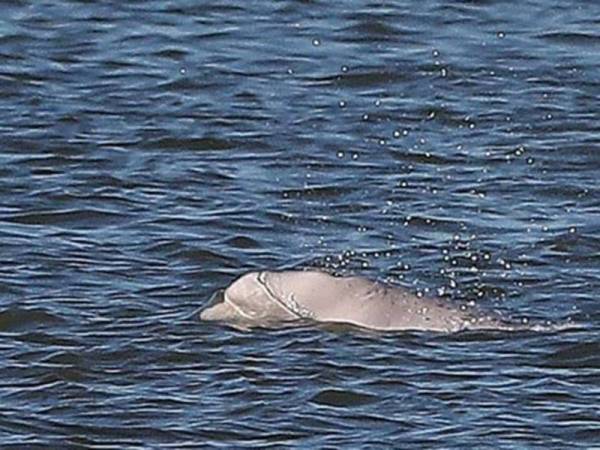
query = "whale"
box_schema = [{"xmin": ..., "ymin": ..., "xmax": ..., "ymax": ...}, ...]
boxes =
[{"xmin": 200, "ymin": 270, "xmax": 520, "ymax": 332}]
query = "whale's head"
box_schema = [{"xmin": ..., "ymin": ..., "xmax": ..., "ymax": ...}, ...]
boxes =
[{"xmin": 199, "ymin": 271, "xmax": 299, "ymax": 325}]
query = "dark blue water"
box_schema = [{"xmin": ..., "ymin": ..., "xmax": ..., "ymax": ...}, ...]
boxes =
[{"xmin": 1, "ymin": 1, "xmax": 599, "ymax": 448}]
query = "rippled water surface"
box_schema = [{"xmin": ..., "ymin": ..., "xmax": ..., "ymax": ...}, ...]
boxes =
[{"xmin": 1, "ymin": 0, "xmax": 599, "ymax": 448}]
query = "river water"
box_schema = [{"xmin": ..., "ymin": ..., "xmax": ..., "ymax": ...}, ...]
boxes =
[{"xmin": 1, "ymin": 1, "xmax": 599, "ymax": 448}]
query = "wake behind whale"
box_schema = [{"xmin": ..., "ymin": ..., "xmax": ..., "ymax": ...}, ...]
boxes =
[{"xmin": 199, "ymin": 270, "xmax": 546, "ymax": 332}]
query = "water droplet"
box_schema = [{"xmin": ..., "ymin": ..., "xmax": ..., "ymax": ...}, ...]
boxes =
[
  {"xmin": 526, "ymin": 157, "xmax": 534, "ymax": 164},
  {"xmin": 432, "ymin": 49, "xmax": 440, "ymax": 57},
  {"xmin": 312, "ymin": 38, "xmax": 321, "ymax": 46},
  {"xmin": 375, "ymin": 99, "xmax": 381, "ymax": 107},
  {"xmin": 569, "ymin": 226, "xmax": 576, "ymax": 233},
  {"xmin": 497, "ymin": 31, "xmax": 505, "ymax": 38},
  {"xmin": 379, "ymin": 139, "xmax": 386, "ymax": 145},
  {"xmin": 393, "ymin": 130, "xmax": 401, "ymax": 138},
  {"xmin": 180, "ymin": 68, "xmax": 186, "ymax": 74},
  {"xmin": 351, "ymin": 153, "xmax": 359, "ymax": 160},
  {"xmin": 440, "ymin": 67, "xmax": 447, "ymax": 77},
  {"xmin": 341, "ymin": 65, "xmax": 349, "ymax": 73},
  {"xmin": 338, "ymin": 100, "xmax": 347, "ymax": 108},
  {"xmin": 337, "ymin": 151, "xmax": 345, "ymax": 158},
  {"xmin": 362, "ymin": 113, "xmax": 369, "ymax": 121}
]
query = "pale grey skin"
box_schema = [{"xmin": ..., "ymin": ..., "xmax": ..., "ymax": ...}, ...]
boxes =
[{"xmin": 200, "ymin": 270, "xmax": 515, "ymax": 332}]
